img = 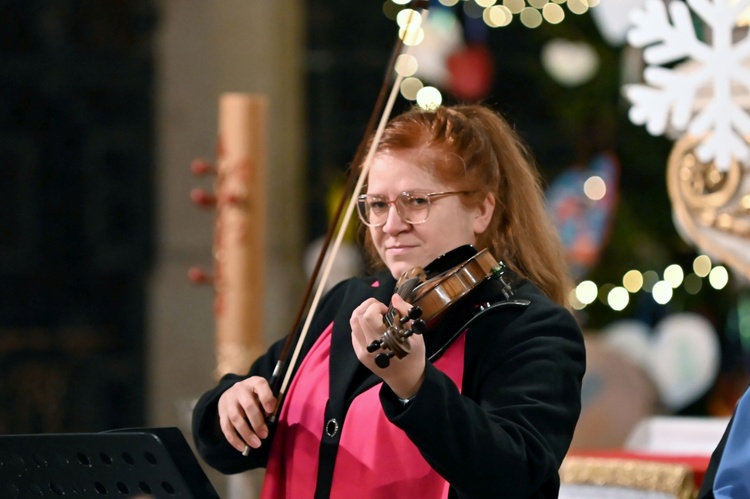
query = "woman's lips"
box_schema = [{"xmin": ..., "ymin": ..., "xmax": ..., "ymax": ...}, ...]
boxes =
[{"xmin": 386, "ymin": 245, "xmax": 414, "ymax": 256}]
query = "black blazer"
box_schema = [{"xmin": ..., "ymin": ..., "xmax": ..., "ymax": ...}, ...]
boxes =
[{"xmin": 193, "ymin": 270, "xmax": 586, "ymax": 498}]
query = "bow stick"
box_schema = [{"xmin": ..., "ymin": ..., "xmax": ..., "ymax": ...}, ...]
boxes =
[{"xmin": 268, "ymin": 1, "xmax": 430, "ymax": 422}]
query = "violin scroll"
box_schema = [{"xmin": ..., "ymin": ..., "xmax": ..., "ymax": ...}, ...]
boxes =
[{"xmin": 367, "ymin": 305, "xmax": 427, "ymax": 368}]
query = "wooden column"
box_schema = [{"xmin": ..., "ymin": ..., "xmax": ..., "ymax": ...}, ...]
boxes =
[{"xmin": 214, "ymin": 93, "xmax": 268, "ymax": 377}]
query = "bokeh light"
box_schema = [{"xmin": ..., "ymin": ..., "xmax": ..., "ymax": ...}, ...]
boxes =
[
  {"xmin": 623, "ymin": 270, "xmax": 643, "ymax": 293},
  {"xmin": 542, "ymin": 3, "xmax": 565, "ymax": 23},
  {"xmin": 569, "ymin": 288, "xmax": 585, "ymax": 310},
  {"xmin": 504, "ymin": 0, "xmax": 525, "ymax": 14},
  {"xmin": 709, "ymin": 265, "xmax": 729, "ymax": 290},
  {"xmin": 400, "ymin": 77, "xmax": 423, "ymax": 100},
  {"xmin": 652, "ymin": 280, "xmax": 673, "ymax": 305},
  {"xmin": 576, "ymin": 280, "xmax": 598, "ymax": 305},
  {"xmin": 567, "ymin": 0, "xmax": 589, "ymax": 14},
  {"xmin": 583, "ymin": 175, "xmax": 606, "ymax": 201},
  {"xmin": 694, "ymin": 254, "xmax": 712, "ymax": 277},
  {"xmin": 684, "ymin": 273, "xmax": 703, "ymax": 295},
  {"xmin": 394, "ymin": 53, "xmax": 418, "ymax": 77},
  {"xmin": 608, "ymin": 287, "xmax": 630, "ymax": 311},
  {"xmin": 415, "ymin": 86, "xmax": 442, "ymax": 109},
  {"xmin": 520, "ymin": 7, "xmax": 543, "ymax": 28},
  {"xmin": 485, "ymin": 5, "xmax": 513, "ymax": 27},
  {"xmin": 642, "ymin": 270, "xmax": 659, "ymax": 293}
]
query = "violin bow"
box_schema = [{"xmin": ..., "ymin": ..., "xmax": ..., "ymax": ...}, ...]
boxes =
[{"xmin": 268, "ymin": 1, "xmax": 430, "ymax": 422}]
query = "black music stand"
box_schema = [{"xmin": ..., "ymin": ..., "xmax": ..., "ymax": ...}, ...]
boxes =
[{"xmin": 0, "ymin": 427, "xmax": 220, "ymax": 498}]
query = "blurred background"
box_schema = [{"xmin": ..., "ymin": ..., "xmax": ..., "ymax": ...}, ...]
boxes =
[{"xmin": 1, "ymin": 0, "xmax": 749, "ymax": 496}]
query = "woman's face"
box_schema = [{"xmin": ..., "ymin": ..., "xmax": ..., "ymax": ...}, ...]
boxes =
[{"xmin": 366, "ymin": 150, "xmax": 494, "ymax": 279}]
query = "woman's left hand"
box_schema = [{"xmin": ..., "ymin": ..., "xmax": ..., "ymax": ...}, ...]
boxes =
[{"xmin": 350, "ymin": 293, "xmax": 426, "ymax": 399}]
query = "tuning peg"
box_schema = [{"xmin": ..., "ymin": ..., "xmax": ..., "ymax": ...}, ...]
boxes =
[
  {"xmin": 191, "ymin": 158, "xmax": 216, "ymax": 176},
  {"xmin": 401, "ymin": 306, "xmax": 422, "ymax": 323},
  {"xmin": 409, "ymin": 318, "xmax": 427, "ymax": 335},
  {"xmin": 367, "ymin": 338, "xmax": 383, "ymax": 353},
  {"xmin": 190, "ymin": 188, "xmax": 217, "ymax": 207},
  {"xmin": 375, "ymin": 351, "xmax": 395, "ymax": 368},
  {"xmin": 188, "ymin": 267, "xmax": 214, "ymax": 284}
]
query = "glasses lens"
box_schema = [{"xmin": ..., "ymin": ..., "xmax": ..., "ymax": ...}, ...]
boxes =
[
  {"xmin": 357, "ymin": 192, "xmax": 433, "ymax": 226},
  {"xmin": 398, "ymin": 192, "xmax": 430, "ymax": 224},
  {"xmin": 357, "ymin": 195, "xmax": 386, "ymax": 226}
]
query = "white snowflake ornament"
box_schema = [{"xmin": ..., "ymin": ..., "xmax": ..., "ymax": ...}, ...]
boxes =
[{"xmin": 625, "ymin": 0, "xmax": 750, "ymax": 170}]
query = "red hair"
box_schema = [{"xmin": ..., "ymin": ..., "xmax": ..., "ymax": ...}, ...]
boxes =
[{"xmin": 358, "ymin": 104, "xmax": 572, "ymax": 308}]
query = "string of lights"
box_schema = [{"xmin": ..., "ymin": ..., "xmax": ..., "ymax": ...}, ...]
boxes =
[{"xmin": 570, "ymin": 255, "xmax": 731, "ymax": 312}]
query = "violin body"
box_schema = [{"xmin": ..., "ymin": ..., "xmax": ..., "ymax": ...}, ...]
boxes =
[{"xmin": 368, "ymin": 245, "xmax": 513, "ymax": 368}]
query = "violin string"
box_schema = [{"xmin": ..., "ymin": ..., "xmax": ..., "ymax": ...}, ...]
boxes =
[{"xmin": 270, "ymin": 5, "xmax": 428, "ymax": 418}]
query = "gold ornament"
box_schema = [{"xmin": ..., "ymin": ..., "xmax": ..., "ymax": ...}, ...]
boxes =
[{"xmin": 667, "ymin": 135, "xmax": 750, "ymax": 280}]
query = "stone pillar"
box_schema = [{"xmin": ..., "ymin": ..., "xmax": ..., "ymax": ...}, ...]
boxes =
[{"xmin": 150, "ymin": 1, "xmax": 304, "ymax": 496}]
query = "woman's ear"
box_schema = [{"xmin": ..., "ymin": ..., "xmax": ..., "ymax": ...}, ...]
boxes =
[{"xmin": 473, "ymin": 193, "xmax": 495, "ymax": 235}]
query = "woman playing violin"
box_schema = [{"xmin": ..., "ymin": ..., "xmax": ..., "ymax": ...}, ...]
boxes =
[{"xmin": 192, "ymin": 104, "xmax": 586, "ymax": 498}]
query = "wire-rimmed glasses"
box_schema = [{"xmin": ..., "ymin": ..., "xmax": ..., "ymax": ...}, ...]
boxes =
[{"xmin": 356, "ymin": 190, "xmax": 471, "ymax": 228}]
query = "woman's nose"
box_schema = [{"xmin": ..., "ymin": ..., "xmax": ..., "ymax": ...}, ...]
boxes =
[{"xmin": 381, "ymin": 203, "xmax": 409, "ymax": 232}]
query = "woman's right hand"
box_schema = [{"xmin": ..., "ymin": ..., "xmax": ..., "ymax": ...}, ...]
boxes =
[{"xmin": 217, "ymin": 376, "xmax": 277, "ymax": 453}]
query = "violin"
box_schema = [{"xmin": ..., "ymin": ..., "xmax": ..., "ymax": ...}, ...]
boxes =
[{"xmin": 366, "ymin": 245, "xmax": 515, "ymax": 368}]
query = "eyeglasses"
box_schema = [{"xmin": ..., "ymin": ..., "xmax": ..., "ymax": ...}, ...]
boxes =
[{"xmin": 356, "ymin": 190, "xmax": 471, "ymax": 227}]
